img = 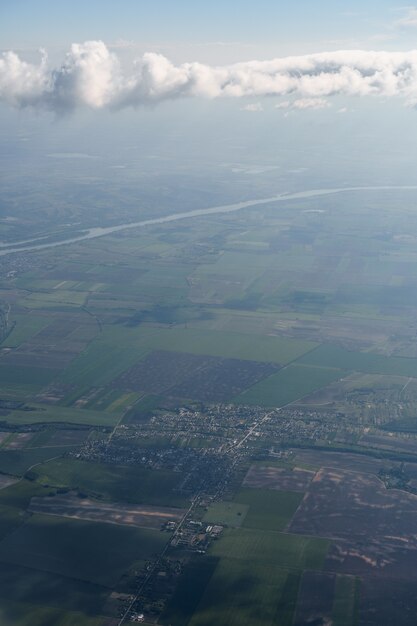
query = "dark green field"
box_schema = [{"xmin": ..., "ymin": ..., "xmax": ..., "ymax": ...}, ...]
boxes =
[
  {"xmin": 236, "ymin": 489, "xmax": 304, "ymax": 531},
  {"xmin": 300, "ymin": 344, "xmax": 417, "ymax": 378},
  {"xmin": 0, "ymin": 564, "xmax": 106, "ymax": 615},
  {"xmin": 0, "ymin": 447, "xmax": 79, "ymax": 476},
  {"xmin": 332, "ymin": 575, "xmax": 360, "ymax": 626},
  {"xmin": 1, "ymin": 315, "xmax": 51, "ymax": 348},
  {"xmin": 203, "ymin": 501, "xmax": 250, "ymax": 527},
  {"xmin": 3, "ymin": 404, "xmax": 119, "ymax": 427},
  {"xmin": 0, "ymin": 604, "xmax": 103, "ymax": 626},
  {"xmin": 210, "ymin": 528, "xmax": 329, "ymax": 570},
  {"xmin": 32, "ymin": 458, "xmax": 187, "ymax": 507},
  {"xmin": 0, "ymin": 514, "xmax": 166, "ymax": 587},
  {"xmin": 188, "ymin": 559, "xmax": 300, "ymax": 626},
  {"xmin": 0, "ymin": 480, "xmax": 52, "ymax": 511},
  {"xmin": 161, "ymin": 557, "xmax": 220, "ymax": 626},
  {"xmin": 0, "ymin": 365, "xmax": 56, "ymax": 388},
  {"xmin": 236, "ymin": 364, "xmax": 343, "ymax": 407}
]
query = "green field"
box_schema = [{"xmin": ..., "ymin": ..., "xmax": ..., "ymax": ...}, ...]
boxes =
[
  {"xmin": 32, "ymin": 458, "xmax": 187, "ymax": 507},
  {"xmin": 0, "ymin": 480, "xmax": 51, "ymax": 511},
  {"xmin": 0, "ymin": 366, "xmax": 56, "ymax": 388},
  {"xmin": 3, "ymin": 404, "xmax": 119, "ymax": 427},
  {"xmin": 332, "ymin": 575, "xmax": 360, "ymax": 626},
  {"xmin": 19, "ymin": 290, "xmax": 87, "ymax": 309},
  {"xmin": 0, "ymin": 474, "xmax": 176, "ymax": 623},
  {"xmin": 142, "ymin": 327, "xmax": 316, "ymax": 364},
  {"xmin": 84, "ymin": 389, "xmax": 139, "ymax": 412},
  {"xmin": 236, "ymin": 364, "xmax": 343, "ymax": 406},
  {"xmin": 300, "ymin": 344, "xmax": 417, "ymax": 378},
  {"xmin": 0, "ymin": 604, "xmax": 104, "ymax": 626},
  {"xmin": 209, "ymin": 528, "xmax": 329, "ymax": 570},
  {"xmin": 0, "ymin": 513, "xmax": 167, "ymax": 587},
  {"xmin": 203, "ymin": 502, "xmax": 250, "ymax": 527},
  {"xmin": 236, "ymin": 489, "xmax": 304, "ymax": 532},
  {"xmin": 0, "ymin": 505, "xmax": 26, "ymax": 541},
  {"xmin": 0, "ymin": 447, "xmax": 78, "ymax": 476},
  {"xmin": 58, "ymin": 327, "xmax": 152, "ymax": 389},
  {"xmin": 161, "ymin": 557, "xmax": 220, "ymax": 626},
  {"xmin": 188, "ymin": 559, "xmax": 300, "ymax": 626},
  {"xmin": 58, "ymin": 325, "xmax": 316, "ymax": 392},
  {"xmin": 122, "ymin": 394, "xmax": 164, "ymax": 423},
  {"xmin": 0, "ymin": 561, "xmax": 107, "ymax": 621},
  {"xmin": 1, "ymin": 315, "xmax": 50, "ymax": 348}
]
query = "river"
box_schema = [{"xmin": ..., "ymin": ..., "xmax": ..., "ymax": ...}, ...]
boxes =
[{"xmin": 2, "ymin": 185, "xmax": 417, "ymax": 258}]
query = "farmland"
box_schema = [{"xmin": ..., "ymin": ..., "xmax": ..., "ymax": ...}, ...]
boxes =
[
  {"xmin": 209, "ymin": 528, "xmax": 329, "ymax": 570},
  {"xmin": 113, "ymin": 350, "xmax": 280, "ymax": 401},
  {"xmin": 0, "ymin": 513, "xmax": 167, "ymax": 587},
  {"xmin": 235, "ymin": 488, "xmax": 304, "ymax": 532},
  {"xmin": 236, "ymin": 363, "xmax": 344, "ymax": 407},
  {"xmin": 188, "ymin": 559, "xmax": 300, "ymax": 626},
  {"xmin": 3, "ymin": 188, "xmax": 417, "ymax": 624},
  {"xmin": 31, "ymin": 459, "xmax": 187, "ymax": 507},
  {"xmin": 1, "ymin": 404, "xmax": 119, "ymax": 427},
  {"xmin": 28, "ymin": 495, "xmax": 186, "ymax": 529},
  {"xmin": 203, "ymin": 501, "xmax": 249, "ymax": 527}
]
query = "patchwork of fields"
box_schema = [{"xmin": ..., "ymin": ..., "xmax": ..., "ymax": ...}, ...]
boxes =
[{"xmin": 3, "ymin": 191, "xmax": 417, "ymax": 624}]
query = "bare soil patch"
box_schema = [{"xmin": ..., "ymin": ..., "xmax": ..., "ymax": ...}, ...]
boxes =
[
  {"xmin": 243, "ymin": 465, "xmax": 315, "ymax": 492},
  {"xmin": 4, "ymin": 433, "xmax": 34, "ymax": 449},
  {"xmin": 289, "ymin": 467, "xmax": 417, "ymax": 580},
  {"xmin": 28, "ymin": 494, "xmax": 186, "ymax": 529}
]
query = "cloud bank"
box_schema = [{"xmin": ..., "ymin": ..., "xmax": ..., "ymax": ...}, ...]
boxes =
[{"xmin": 2, "ymin": 40, "xmax": 417, "ymax": 112}]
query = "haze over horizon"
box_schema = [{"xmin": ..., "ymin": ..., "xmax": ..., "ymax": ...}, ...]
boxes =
[{"xmin": 2, "ymin": 0, "xmax": 417, "ymax": 217}]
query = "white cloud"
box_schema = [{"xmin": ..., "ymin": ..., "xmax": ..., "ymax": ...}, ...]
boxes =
[
  {"xmin": 241, "ymin": 102, "xmax": 263, "ymax": 112},
  {"xmin": 395, "ymin": 8, "xmax": 417, "ymax": 28},
  {"xmin": 275, "ymin": 98, "xmax": 330, "ymax": 111},
  {"xmin": 2, "ymin": 41, "xmax": 417, "ymax": 112},
  {"xmin": 275, "ymin": 100, "xmax": 291, "ymax": 109},
  {"xmin": 292, "ymin": 98, "xmax": 331, "ymax": 110}
]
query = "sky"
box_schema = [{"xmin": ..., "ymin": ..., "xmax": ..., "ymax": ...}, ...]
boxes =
[
  {"xmin": 2, "ymin": 0, "xmax": 417, "ymax": 207},
  {"xmin": 1, "ymin": 1, "xmax": 416, "ymax": 56}
]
